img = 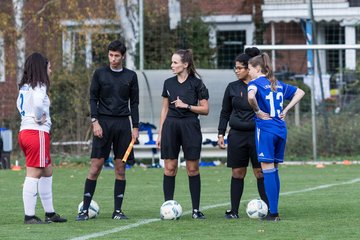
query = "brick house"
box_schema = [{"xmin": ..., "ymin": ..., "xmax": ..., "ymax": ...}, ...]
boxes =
[{"xmin": 261, "ymin": 0, "xmax": 360, "ymax": 74}]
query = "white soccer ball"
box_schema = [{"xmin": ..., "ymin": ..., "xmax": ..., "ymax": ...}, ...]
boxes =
[
  {"xmin": 78, "ymin": 200, "xmax": 100, "ymax": 219},
  {"xmin": 246, "ymin": 199, "xmax": 268, "ymax": 219},
  {"xmin": 160, "ymin": 200, "xmax": 182, "ymax": 220}
]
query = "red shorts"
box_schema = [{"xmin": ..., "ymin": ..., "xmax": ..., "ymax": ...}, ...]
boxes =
[{"xmin": 18, "ymin": 130, "xmax": 51, "ymax": 167}]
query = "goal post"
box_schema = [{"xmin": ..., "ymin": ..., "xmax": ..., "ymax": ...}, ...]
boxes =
[{"xmin": 245, "ymin": 44, "xmax": 360, "ymax": 50}]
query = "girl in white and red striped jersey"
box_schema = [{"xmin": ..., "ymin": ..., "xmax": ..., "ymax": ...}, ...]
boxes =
[{"xmin": 17, "ymin": 52, "xmax": 67, "ymax": 224}]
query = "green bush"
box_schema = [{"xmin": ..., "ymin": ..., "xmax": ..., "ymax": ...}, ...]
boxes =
[
  {"xmin": 286, "ymin": 110, "xmax": 360, "ymax": 160},
  {"xmin": 283, "ymin": 79, "xmax": 312, "ymax": 112},
  {"xmin": 50, "ymin": 67, "xmax": 93, "ymax": 144}
]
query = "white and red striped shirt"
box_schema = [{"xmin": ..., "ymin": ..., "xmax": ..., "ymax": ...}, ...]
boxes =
[{"xmin": 17, "ymin": 84, "xmax": 51, "ymax": 133}]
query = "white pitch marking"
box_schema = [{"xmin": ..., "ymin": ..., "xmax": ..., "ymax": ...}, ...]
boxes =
[
  {"xmin": 70, "ymin": 219, "xmax": 159, "ymax": 240},
  {"xmin": 69, "ymin": 178, "xmax": 360, "ymax": 240}
]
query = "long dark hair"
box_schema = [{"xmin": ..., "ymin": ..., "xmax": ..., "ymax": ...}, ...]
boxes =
[
  {"xmin": 19, "ymin": 52, "xmax": 50, "ymax": 92},
  {"xmin": 249, "ymin": 52, "xmax": 277, "ymax": 91},
  {"xmin": 235, "ymin": 47, "xmax": 260, "ymax": 68},
  {"xmin": 174, "ymin": 49, "xmax": 200, "ymax": 78}
]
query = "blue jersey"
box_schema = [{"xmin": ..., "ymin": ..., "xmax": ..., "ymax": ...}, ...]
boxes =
[{"xmin": 248, "ymin": 76, "xmax": 297, "ymax": 139}]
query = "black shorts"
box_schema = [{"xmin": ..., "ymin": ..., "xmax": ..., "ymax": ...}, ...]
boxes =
[
  {"xmin": 161, "ymin": 117, "xmax": 202, "ymax": 160},
  {"xmin": 226, "ymin": 129, "xmax": 260, "ymax": 169},
  {"xmin": 91, "ymin": 116, "xmax": 133, "ymax": 160}
]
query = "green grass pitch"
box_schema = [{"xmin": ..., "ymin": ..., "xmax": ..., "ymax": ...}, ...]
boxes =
[{"xmin": 0, "ymin": 164, "xmax": 359, "ymax": 240}]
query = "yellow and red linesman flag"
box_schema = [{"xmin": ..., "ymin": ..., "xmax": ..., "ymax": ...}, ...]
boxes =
[{"xmin": 122, "ymin": 138, "xmax": 136, "ymax": 163}]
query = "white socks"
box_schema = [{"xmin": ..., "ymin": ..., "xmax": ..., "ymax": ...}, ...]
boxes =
[
  {"xmin": 23, "ymin": 177, "xmax": 39, "ymax": 216},
  {"xmin": 23, "ymin": 176, "xmax": 55, "ymax": 216},
  {"xmin": 38, "ymin": 176, "xmax": 55, "ymax": 213}
]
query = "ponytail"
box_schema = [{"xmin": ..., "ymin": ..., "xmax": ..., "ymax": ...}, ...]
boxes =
[
  {"xmin": 249, "ymin": 53, "xmax": 277, "ymax": 91},
  {"xmin": 261, "ymin": 53, "xmax": 277, "ymax": 91},
  {"xmin": 175, "ymin": 49, "xmax": 201, "ymax": 78}
]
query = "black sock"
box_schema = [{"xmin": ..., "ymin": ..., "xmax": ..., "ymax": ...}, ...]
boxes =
[
  {"xmin": 83, "ymin": 178, "xmax": 97, "ymax": 211},
  {"xmin": 189, "ymin": 174, "xmax": 201, "ymax": 211},
  {"xmin": 163, "ymin": 175, "xmax": 175, "ymax": 201},
  {"xmin": 114, "ymin": 179, "xmax": 126, "ymax": 212},
  {"xmin": 231, "ymin": 177, "xmax": 244, "ymax": 214},
  {"xmin": 257, "ymin": 177, "xmax": 269, "ymax": 207}
]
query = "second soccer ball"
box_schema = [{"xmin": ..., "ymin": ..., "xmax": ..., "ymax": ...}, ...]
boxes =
[
  {"xmin": 78, "ymin": 200, "xmax": 100, "ymax": 219},
  {"xmin": 246, "ymin": 199, "xmax": 268, "ymax": 219},
  {"xmin": 160, "ymin": 200, "xmax": 182, "ymax": 220}
]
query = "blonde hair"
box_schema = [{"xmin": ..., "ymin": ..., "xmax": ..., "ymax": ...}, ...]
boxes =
[{"xmin": 249, "ymin": 53, "xmax": 277, "ymax": 91}]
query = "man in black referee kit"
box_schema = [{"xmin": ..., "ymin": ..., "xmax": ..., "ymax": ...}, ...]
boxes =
[{"xmin": 76, "ymin": 40, "xmax": 139, "ymax": 221}]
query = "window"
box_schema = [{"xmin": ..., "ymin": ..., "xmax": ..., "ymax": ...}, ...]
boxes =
[
  {"xmin": 61, "ymin": 19, "xmax": 121, "ymax": 70},
  {"xmin": 349, "ymin": 0, "xmax": 360, "ymax": 7},
  {"xmin": 202, "ymin": 15, "xmax": 254, "ymax": 69},
  {"xmin": 325, "ymin": 24, "xmax": 345, "ymax": 74},
  {"xmin": 0, "ymin": 32, "xmax": 4, "ymax": 82},
  {"xmin": 217, "ymin": 30, "xmax": 246, "ymax": 69},
  {"xmin": 74, "ymin": 32, "xmax": 86, "ymax": 66}
]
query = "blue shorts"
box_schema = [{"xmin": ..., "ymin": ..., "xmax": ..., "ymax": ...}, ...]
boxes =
[{"xmin": 255, "ymin": 128, "xmax": 286, "ymax": 163}]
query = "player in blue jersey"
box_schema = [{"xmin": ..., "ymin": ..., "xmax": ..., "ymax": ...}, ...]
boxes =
[{"xmin": 247, "ymin": 53, "xmax": 305, "ymax": 221}]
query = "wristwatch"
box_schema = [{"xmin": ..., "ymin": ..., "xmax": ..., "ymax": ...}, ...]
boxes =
[
  {"xmin": 91, "ymin": 118, "xmax": 97, "ymax": 123},
  {"xmin": 218, "ymin": 134, "xmax": 224, "ymax": 138},
  {"xmin": 187, "ymin": 105, "xmax": 192, "ymax": 110}
]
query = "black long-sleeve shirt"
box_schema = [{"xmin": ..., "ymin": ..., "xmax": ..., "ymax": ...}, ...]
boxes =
[
  {"xmin": 90, "ymin": 66, "xmax": 139, "ymax": 128},
  {"xmin": 218, "ymin": 80, "xmax": 255, "ymax": 136}
]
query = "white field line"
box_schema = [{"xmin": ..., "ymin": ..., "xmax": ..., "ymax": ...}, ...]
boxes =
[{"xmin": 69, "ymin": 178, "xmax": 360, "ymax": 240}]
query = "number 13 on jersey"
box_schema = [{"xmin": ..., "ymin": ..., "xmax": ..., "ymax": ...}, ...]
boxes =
[{"xmin": 265, "ymin": 92, "xmax": 283, "ymax": 117}]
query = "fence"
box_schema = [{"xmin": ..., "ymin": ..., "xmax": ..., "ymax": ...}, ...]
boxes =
[{"xmin": 2, "ymin": 0, "xmax": 360, "ymax": 162}]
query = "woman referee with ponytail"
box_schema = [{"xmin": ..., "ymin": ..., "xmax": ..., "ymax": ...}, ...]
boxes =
[{"xmin": 156, "ymin": 49, "xmax": 209, "ymax": 219}]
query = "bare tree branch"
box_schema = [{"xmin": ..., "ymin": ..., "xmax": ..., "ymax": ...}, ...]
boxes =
[{"xmin": 22, "ymin": 0, "xmax": 59, "ymax": 31}]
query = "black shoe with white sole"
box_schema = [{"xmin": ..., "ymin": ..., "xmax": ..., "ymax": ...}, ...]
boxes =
[{"xmin": 192, "ymin": 209, "xmax": 206, "ymax": 219}]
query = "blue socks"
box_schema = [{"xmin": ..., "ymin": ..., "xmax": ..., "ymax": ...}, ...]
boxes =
[{"xmin": 263, "ymin": 168, "xmax": 280, "ymax": 214}]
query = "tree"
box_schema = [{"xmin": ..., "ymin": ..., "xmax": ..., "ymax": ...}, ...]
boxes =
[
  {"xmin": 12, "ymin": 0, "xmax": 25, "ymax": 83},
  {"xmin": 114, "ymin": 0, "xmax": 139, "ymax": 70}
]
